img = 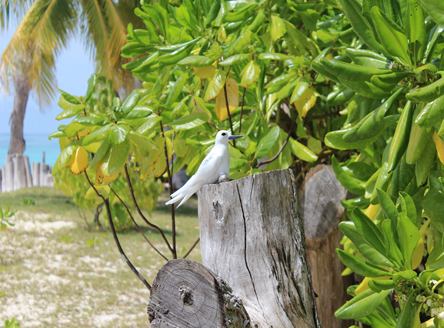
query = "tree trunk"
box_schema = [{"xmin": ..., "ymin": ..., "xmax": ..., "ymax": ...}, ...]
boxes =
[
  {"xmin": 148, "ymin": 258, "xmax": 251, "ymax": 328},
  {"xmin": 298, "ymin": 165, "xmax": 353, "ymax": 328},
  {"xmin": 8, "ymin": 74, "xmax": 31, "ymax": 155},
  {"xmin": 197, "ymin": 169, "xmax": 321, "ymax": 328}
]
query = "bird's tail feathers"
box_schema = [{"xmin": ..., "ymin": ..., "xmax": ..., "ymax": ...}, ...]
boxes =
[
  {"xmin": 170, "ymin": 175, "xmax": 197, "ymax": 198},
  {"xmin": 176, "ymin": 184, "xmax": 202, "ymax": 208}
]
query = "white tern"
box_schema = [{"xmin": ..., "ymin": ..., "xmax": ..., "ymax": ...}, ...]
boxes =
[{"xmin": 165, "ymin": 130, "xmax": 243, "ymax": 208}]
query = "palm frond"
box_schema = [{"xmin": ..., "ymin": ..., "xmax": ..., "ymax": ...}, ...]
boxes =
[
  {"xmin": 1, "ymin": 0, "xmax": 77, "ymax": 107},
  {"xmin": 0, "ymin": 0, "xmax": 33, "ymax": 28}
]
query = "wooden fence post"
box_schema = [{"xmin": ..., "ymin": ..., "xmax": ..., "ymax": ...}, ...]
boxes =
[
  {"xmin": 32, "ymin": 163, "xmax": 40, "ymax": 187},
  {"xmin": 23, "ymin": 156, "xmax": 32, "ymax": 187},
  {"xmin": 197, "ymin": 169, "xmax": 320, "ymax": 328},
  {"xmin": 13, "ymin": 155, "xmax": 27, "ymax": 190},
  {"xmin": 298, "ymin": 165, "xmax": 353, "ymax": 328}
]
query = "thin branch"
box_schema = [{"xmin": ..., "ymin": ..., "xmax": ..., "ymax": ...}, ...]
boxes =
[
  {"xmin": 124, "ymin": 165, "xmax": 174, "ymax": 254},
  {"xmin": 183, "ymin": 238, "xmax": 200, "ymax": 259},
  {"xmin": 255, "ymin": 111, "xmax": 298, "ymax": 169},
  {"xmin": 109, "ymin": 185, "xmax": 169, "ymax": 262},
  {"xmin": 224, "ymin": 82, "xmax": 236, "ymax": 147},
  {"xmin": 294, "ymin": 162, "xmax": 312, "ymax": 184},
  {"xmin": 83, "ymin": 171, "xmax": 151, "ymax": 290},
  {"xmin": 158, "ymin": 119, "xmax": 177, "ymax": 259},
  {"xmin": 239, "ymin": 87, "xmax": 246, "ymax": 133}
]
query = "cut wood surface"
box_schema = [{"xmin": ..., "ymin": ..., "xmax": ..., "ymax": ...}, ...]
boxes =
[
  {"xmin": 147, "ymin": 258, "xmax": 250, "ymax": 328},
  {"xmin": 198, "ymin": 169, "xmax": 320, "ymax": 328},
  {"xmin": 298, "ymin": 164, "xmax": 353, "ymax": 328}
]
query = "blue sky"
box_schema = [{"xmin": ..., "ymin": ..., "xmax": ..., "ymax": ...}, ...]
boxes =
[{"xmin": 0, "ymin": 23, "xmax": 95, "ymax": 135}]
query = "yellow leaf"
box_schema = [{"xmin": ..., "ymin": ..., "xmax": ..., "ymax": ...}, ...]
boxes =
[
  {"xmin": 364, "ymin": 204, "xmax": 381, "ymax": 221},
  {"xmin": 95, "ymin": 161, "xmax": 120, "ymax": 185},
  {"xmin": 325, "ymin": 53, "xmax": 334, "ymax": 60},
  {"xmin": 215, "ymin": 78, "xmax": 239, "ymax": 121},
  {"xmin": 193, "ymin": 65, "xmax": 217, "ymax": 79},
  {"xmin": 433, "ymin": 132, "xmax": 444, "ymax": 165},
  {"xmin": 69, "ymin": 126, "xmax": 90, "ymax": 141},
  {"xmin": 355, "ymin": 276, "xmax": 391, "ymax": 295},
  {"xmin": 68, "ymin": 146, "xmax": 89, "ymax": 175},
  {"xmin": 294, "ymin": 88, "xmax": 316, "ymax": 119},
  {"xmin": 421, "ymin": 317, "xmax": 435, "ymax": 328},
  {"xmin": 412, "ymin": 236, "xmax": 424, "ymax": 270}
]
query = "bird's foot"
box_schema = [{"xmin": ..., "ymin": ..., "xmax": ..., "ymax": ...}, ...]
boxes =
[{"xmin": 218, "ymin": 174, "xmax": 230, "ymax": 183}]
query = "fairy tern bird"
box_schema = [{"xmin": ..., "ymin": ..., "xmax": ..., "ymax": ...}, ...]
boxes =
[{"xmin": 165, "ymin": 130, "xmax": 243, "ymax": 208}]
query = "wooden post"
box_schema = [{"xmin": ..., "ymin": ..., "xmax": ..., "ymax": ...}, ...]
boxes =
[
  {"xmin": 13, "ymin": 155, "xmax": 27, "ymax": 190},
  {"xmin": 4, "ymin": 155, "xmax": 14, "ymax": 192},
  {"xmin": 148, "ymin": 258, "xmax": 251, "ymax": 328},
  {"xmin": 40, "ymin": 163, "xmax": 50, "ymax": 186},
  {"xmin": 0, "ymin": 168, "xmax": 2, "ymax": 192},
  {"xmin": 32, "ymin": 163, "xmax": 40, "ymax": 187},
  {"xmin": 23, "ymin": 156, "xmax": 32, "ymax": 187},
  {"xmin": 198, "ymin": 169, "xmax": 320, "ymax": 328},
  {"xmin": 298, "ymin": 165, "xmax": 354, "ymax": 328}
]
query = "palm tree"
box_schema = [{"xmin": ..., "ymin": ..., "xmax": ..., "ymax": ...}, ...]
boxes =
[{"xmin": 0, "ymin": 0, "xmax": 141, "ymax": 155}]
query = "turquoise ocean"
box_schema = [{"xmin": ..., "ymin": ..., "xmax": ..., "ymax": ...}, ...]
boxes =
[{"xmin": 0, "ymin": 134, "xmax": 60, "ymax": 170}]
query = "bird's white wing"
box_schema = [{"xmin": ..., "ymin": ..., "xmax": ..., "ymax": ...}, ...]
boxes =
[{"xmin": 165, "ymin": 149, "xmax": 224, "ymax": 206}]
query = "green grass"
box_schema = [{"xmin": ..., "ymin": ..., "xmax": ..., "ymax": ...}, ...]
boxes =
[{"xmin": 0, "ymin": 187, "xmax": 200, "ymax": 327}]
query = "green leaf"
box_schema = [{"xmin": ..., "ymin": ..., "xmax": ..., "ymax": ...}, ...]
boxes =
[
  {"xmin": 52, "ymin": 142, "xmax": 77, "ymax": 176},
  {"xmin": 165, "ymin": 72, "xmax": 189, "ymax": 109},
  {"xmin": 176, "ymin": 1, "xmax": 200, "ymax": 32},
  {"xmin": 82, "ymin": 125, "xmax": 112, "ymax": 146},
  {"xmin": 395, "ymin": 292, "xmax": 421, "ymax": 328},
  {"xmin": 332, "ymin": 156, "xmax": 365, "ymax": 195},
  {"xmin": 72, "ymin": 116, "xmax": 107, "ymax": 126},
  {"xmin": 127, "ymin": 131, "xmax": 158, "ymax": 156},
  {"xmin": 137, "ymin": 115, "xmax": 162, "ymax": 135},
  {"xmin": 101, "ymin": 140, "xmax": 130, "ymax": 176},
  {"xmin": 170, "ymin": 113, "xmax": 209, "ymax": 130},
  {"xmin": 397, "ymin": 213, "xmax": 420, "ymax": 269},
  {"xmin": 89, "ymin": 140, "xmax": 111, "ymax": 170},
  {"xmin": 204, "ymin": 69, "xmax": 226, "ymax": 102},
  {"xmin": 257, "ymin": 53, "xmax": 290, "ymax": 61},
  {"xmin": 422, "ymin": 172, "xmax": 444, "ymax": 233},
  {"xmin": 337, "ymin": 0, "xmax": 386, "ymax": 54},
  {"xmin": 85, "ymin": 74, "xmax": 97, "ymax": 101},
  {"xmin": 255, "ymin": 126, "xmax": 280, "ymax": 159},
  {"xmin": 56, "ymin": 104, "xmax": 85, "ymax": 120},
  {"xmin": 108, "ymin": 124, "xmax": 131, "ymax": 145},
  {"xmin": 240, "ymin": 61, "xmax": 261, "ymax": 88},
  {"xmin": 271, "ymin": 15, "xmax": 287, "ymax": 41},
  {"xmin": 178, "ymin": 56, "xmax": 214, "ymax": 67},
  {"xmin": 339, "ymin": 221, "xmax": 393, "ymax": 267},
  {"xmin": 399, "ymin": 192, "xmax": 417, "ymax": 225},
  {"xmin": 371, "ymin": 7, "xmax": 412, "ymax": 66},
  {"xmin": 335, "ymin": 289, "xmax": 392, "ymax": 319},
  {"xmin": 122, "ymin": 90, "xmax": 140, "ymax": 116},
  {"xmin": 350, "ymin": 208, "xmax": 386, "ymax": 256},
  {"xmin": 417, "ymin": 0, "xmax": 444, "ymax": 26},
  {"xmin": 219, "ymin": 54, "xmax": 250, "ymax": 66},
  {"xmin": 288, "ymin": 138, "xmax": 318, "ymax": 162},
  {"xmin": 324, "ymin": 115, "xmax": 400, "ymax": 150}
]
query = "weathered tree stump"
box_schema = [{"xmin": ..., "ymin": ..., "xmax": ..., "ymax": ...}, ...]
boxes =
[
  {"xmin": 298, "ymin": 165, "xmax": 353, "ymax": 328},
  {"xmin": 197, "ymin": 169, "xmax": 320, "ymax": 328},
  {"xmin": 148, "ymin": 258, "xmax": 251, "ymax": 328}
]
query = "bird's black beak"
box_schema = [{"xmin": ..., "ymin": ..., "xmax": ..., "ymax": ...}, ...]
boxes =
[{"xmin": 229, "ymin": 135, "xmax": 243, "ymax": 140}]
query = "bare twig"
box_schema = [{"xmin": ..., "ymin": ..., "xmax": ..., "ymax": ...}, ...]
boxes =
[
  {"xmin": 158, "ymin": 119, "xmax": 177, "ymax": 259},
  {"xmin": 109, "ymin": 185, "xmax": 169, "ymax": 262},
  {"xmin": 183, "ymin": 238, "xmax": 200, "ymax": 259},
  {"xmin": 255, "ymin": 111, "xmax": 298, "ymax": 169},
  {"xmin": 294, "ymin": 162, "xmax": 312, "ymax": 184},
  {"xmin": 124, "ymin": 165, "xmax": 174, "ymax": 255},
  {"xmin": 306, "ymin": 111, "xmax": 341, "ymax": 119},
  {"xmin": 223, "ymin": 66, "xmax": 236, "ymax": 147},
  {"xmin": 84, "ymin": 171, "xmax": 152, "ymax": 290},
  {"xmin": 239, "ymin": 87, "xmax": 246, "ymax": 134}
]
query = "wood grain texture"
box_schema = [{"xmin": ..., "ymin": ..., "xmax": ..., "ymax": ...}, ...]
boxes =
[
  {"xmin": 298, "ymin": 165, "xmax": 353, "ymax": 328},
  {"xmin": 198, "ymin": 169, "xmax": 320, "ymax": 328},
  {"xmin": 148, "ymin": 258, "xmax": 251, "ymax": 328}
]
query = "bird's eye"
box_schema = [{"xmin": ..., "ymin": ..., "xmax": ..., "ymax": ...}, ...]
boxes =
[{"xmin": 222, "ymin": 132, "xmax": 226, "ymax": 136}]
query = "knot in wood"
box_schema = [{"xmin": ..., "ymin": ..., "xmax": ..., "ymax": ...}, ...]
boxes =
[
  {"xmin": 179, "ymin": 286, "xmax": 194, "ymax": 306},
  {"xmin": 212, "ymin": 200, "xmax": 225, "ymax": 224}
]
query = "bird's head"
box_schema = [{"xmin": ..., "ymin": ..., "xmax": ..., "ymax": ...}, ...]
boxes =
[{"xmin": 215, "ymin": 130, "xmax": 243, "ymax": 145}]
